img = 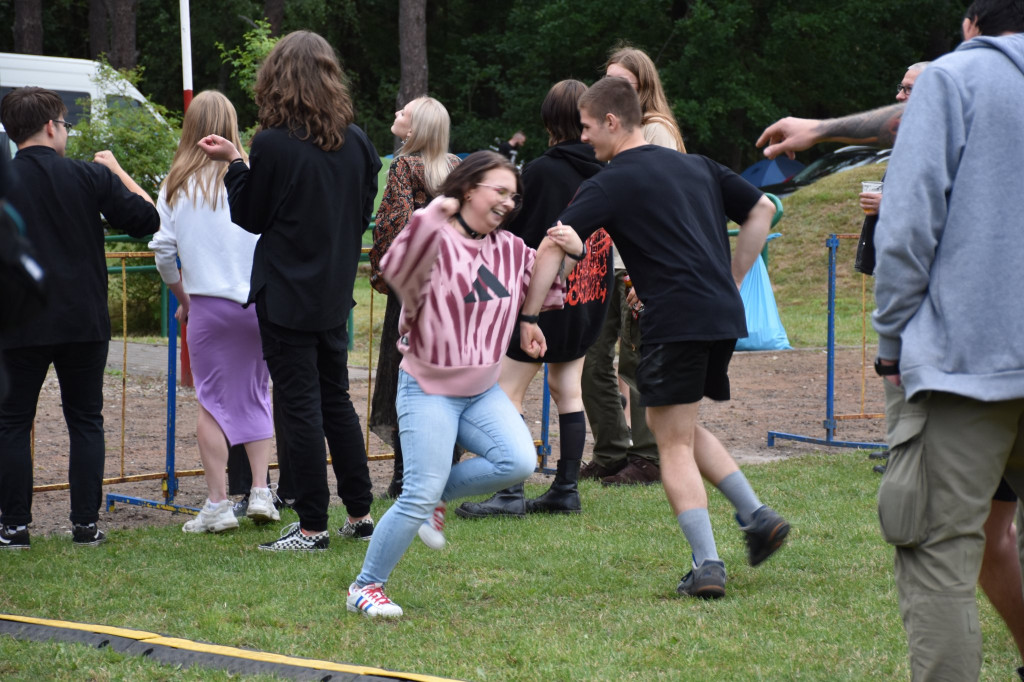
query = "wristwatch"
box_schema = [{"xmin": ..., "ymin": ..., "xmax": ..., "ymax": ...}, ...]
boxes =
[{"xmin": 874, "ymin": 358, "xmax": 900, "ymax": 376}]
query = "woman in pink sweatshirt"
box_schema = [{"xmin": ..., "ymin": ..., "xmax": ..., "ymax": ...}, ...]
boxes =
[{"xmin": 346, "ymin": 151, "xmax": 584, "ymax": 617}]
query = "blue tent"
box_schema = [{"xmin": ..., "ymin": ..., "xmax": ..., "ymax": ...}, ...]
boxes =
[{"xmin": 740, "ymin": 157, "xmax": 805, "ymax": 188}]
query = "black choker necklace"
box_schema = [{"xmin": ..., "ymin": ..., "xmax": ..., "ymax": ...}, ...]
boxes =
[{"xmin": 455, "ymin": 213, "xmax": 485, "ymax": 240}]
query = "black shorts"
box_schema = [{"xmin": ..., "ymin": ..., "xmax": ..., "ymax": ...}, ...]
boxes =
[
  {"xmin": 993, "ymin": 477, "xmax": 1018, "ymax": 502},
  {"xmin": 636, "ymin": 339, "xmax": 736, "ymax": 407}
]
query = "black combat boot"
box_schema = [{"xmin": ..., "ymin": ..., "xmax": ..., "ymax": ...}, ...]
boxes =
[
  {"xmin": 526, "ymin": 457, "xmax": 581, "ymax": 514},
  {"xmin": 454, "ymin": 483, "xmax": 526, "ymax": 518}
]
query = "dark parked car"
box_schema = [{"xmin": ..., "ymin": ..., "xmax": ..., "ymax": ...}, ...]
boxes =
[{"xmin": 759, "ymin": 145, "xmax": 890, "ymax": 197}]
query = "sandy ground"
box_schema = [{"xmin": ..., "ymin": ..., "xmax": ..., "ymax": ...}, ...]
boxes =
[{"xmin": 18, "ymin": 342, "xmax": 887, "ymax": 537}]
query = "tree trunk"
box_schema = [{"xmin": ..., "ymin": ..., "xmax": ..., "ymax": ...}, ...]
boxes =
[
  {"xmin": 13, "ymin": 0, "xmax": 43, "ymax": 55},
  {"xmin": 107, "ymin": 0, "xmax": 138, "ymax": 69},
  {"xmin": 89, "ymin": 0, "xmax": 111, "ymax": 60},
  {"xmin": 397, "ymin": 0, "xmax": 428, "ymax": 110},
  {"xmin": 264, "ymin": 0, "xmax": 285, "ymax": 36}
]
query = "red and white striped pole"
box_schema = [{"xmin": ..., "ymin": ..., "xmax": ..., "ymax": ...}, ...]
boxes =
[{"xmin": 178, "ymin": 0, "xmax": 194, "ymax": 386}]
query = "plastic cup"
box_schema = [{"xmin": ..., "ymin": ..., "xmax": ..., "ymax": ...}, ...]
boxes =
[{"xmin": 861, "ymin": 180, "xmax": 883, "ymax": 215}]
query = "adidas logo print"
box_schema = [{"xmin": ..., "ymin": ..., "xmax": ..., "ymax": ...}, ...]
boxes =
[{"xmin": 463, "ymin": 265, "xmax": 510, "ymax": 302}]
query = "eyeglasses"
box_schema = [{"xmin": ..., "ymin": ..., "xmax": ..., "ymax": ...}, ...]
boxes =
[
  {"xmin": 53, "ymin": 119, "xmax": 74, "ymax": 132},
  {"xmin": 476, "ymin": 183, "xmax": 521, "ymax": 208},
  {"xmin": 895, "ymin": 84, "xmax": 913, "ymax": 96}
]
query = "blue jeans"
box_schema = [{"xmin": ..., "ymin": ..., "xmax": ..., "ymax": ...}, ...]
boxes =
[{"xmin": 355, "ymin": 371, "xmax": 535, "ymax": 587}]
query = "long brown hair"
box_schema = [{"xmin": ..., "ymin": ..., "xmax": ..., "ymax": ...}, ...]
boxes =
[
  {"xmin": 254, "ymin": 31, "xmax": 353, "ymax": 151},
  {"xmin": 163, "ymin": 90, "xmax": 246, "ymax": 208},
  {"xmin": 606, "ymin": 45, "xmax": 686, "ymax": 152}
]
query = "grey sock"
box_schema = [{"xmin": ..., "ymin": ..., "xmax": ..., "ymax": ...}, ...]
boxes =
[
  {"xmin": 676, "ymin": 508, "xmax": 719, "ymax": 566},
  {"xmin": 717, "ymin": 470, "xmax": 762, "ymax": 526}
]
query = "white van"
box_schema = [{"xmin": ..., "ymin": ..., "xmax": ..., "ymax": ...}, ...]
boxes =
[{"xmin": 0, "ymin": 52, "xmax": 155, "ymax": 158}]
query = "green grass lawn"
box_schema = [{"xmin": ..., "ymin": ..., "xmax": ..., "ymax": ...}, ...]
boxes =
[
  {"xmin": 1, "ymin": 453, "xmax": 1017, "ymax": 680},
  {"xmin": 767, "ymin": 163, "xmax": 888, "ymax": 349}
]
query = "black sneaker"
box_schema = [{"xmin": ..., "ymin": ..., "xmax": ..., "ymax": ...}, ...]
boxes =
[
  {"xmin": 72, "ymin": 523, "xmax": 107, "ymax": 547},
  {"xmin": 740, "ymin": 506, "xmax": 790, "ymax": 567},
  {"xmin": 677, "ymin": 559, "xmax": 727, "ymax": 599},
  {"xmin": 0, "ymin": 524, "xmax": 30, "ymax": 550},
  {"xmin": 232, "ymin": 494, "xmax": 249, "ymax": 518},
  {"xmin": 337, "ymin": 517, "xmax": 374, "ymax": 541},
  {"xmin": 259, "ymin": 522, "xmax": 329, "ymax": 552}
]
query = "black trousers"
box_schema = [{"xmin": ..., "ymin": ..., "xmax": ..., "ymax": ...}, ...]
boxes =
[
  {"xmin": 0, "ymin": 341, "xmax": 108, "ymax": 526},
  {"xmin": 257, "ymin": 314, "xmax": 372, "ymax": 532}
]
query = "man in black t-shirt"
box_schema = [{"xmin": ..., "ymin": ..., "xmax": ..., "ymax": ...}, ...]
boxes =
[{"xmin": 558, "ymin": 76, "xmax": 789, "ymax": 598}]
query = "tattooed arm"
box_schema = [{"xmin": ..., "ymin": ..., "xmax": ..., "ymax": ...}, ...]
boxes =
[{"xmin": 755, "ymin": 103, "xmax": 905, "ymax": 159}]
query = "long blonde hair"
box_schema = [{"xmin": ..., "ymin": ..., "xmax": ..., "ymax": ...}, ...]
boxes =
[
  {"xmin": 163, "ymin": 90, "xmax": 246, "ymax": 208},
  {"xmin": 397, "ymin": 97, "xmax": 454, "ymax": 196},
  {"xmin": 254, "ymin": 31, "xmax": 353, "ymax": 152},
  {"xmin": 606, "ymin": 46, "xmax": 686, "ymax": 152}
]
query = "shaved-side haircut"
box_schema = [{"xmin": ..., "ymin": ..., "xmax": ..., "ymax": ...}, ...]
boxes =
[{"xmin": 578, "ymin": 76, "xmax": 642, "ymax": 131}]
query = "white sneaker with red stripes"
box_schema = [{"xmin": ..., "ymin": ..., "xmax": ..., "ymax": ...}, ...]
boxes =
[
  {"xmin": 347, "ymin": 582, "xmax": 403, "ymax": 618},
  {"xmin": 417, "ymin": 502, "xmax": 447, "ymax": 550}
]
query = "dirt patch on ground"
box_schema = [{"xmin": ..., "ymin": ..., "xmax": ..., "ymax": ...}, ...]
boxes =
[{"xmin": 20, "ymin": 346, "xmax": 887, "ymax": 538}]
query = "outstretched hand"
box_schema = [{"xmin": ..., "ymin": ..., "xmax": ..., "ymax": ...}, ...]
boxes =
[
  {"xmin": 755, "ymin": 117, "xmax": 819, "ymax": 160},
  {"xmin": 197, "ymin": 134, "xmax": 241, "ymax": 162}
]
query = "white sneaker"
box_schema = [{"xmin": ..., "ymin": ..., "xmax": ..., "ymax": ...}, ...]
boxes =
[
  {"xmin": 183, "ymin": 499, "xmax": 239, "ymax": 533},
  {"xmin": 417, "ymin": 502, "xmax": 447, "ymax": 550},
  {"xmin": 246, "ymin": 487, "xmax": 281, "ymax": 524},
  {"xmin": 346, "ymin": 582, "xmax": 403, "ymax": 618}
]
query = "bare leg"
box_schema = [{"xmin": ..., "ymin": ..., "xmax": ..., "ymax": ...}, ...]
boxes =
[
  {"xmin": 243, "ymin": 437, "xmax": 272, "ymax": 493},
  {"xmin": 196, "ymin": 404, "xmax": 229, "ymax": 503},
  {"xmin": 546, "ymin": 358, "xmax": 585, "ymax": 414},
  {"xmin": 693, "ymin": 424, "xmax": 740, "ymax": 487},
  {"xmin": 646, "ymin": 403, "xmax": 703, "ymax": 514},
  {"xmin": 498, "ymin": 356, "xmax": 541, "ymax": 414},
  {"xmin": 980, "ymin": 500, "xmax": 1024, "ymax": 659}
]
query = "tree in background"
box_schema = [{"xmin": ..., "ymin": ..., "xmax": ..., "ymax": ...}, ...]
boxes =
[
  {"xmin": 14, "ymin": 0, "xmax": 43, "ymax": 55},
  {"xmin": 0, "ymin": 0, "xmax": 970, "ymax": 170},
  {"xmin": 397, "ymin": 0, "xmax": 428, "ymax": 140},
  {"xmin": 65, "ymin": 58, "xmax": 180, "ymax": 200}
]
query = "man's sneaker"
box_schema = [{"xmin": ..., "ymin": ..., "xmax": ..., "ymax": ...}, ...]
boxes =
[
  {"xmin": 183, "ymin": 499, "xmax": 239, "ymax": 533},
  {"xmin": 232, "ymin": 494, "xmax": 249, "ymax": 518},
  {"xmin": 258, "ymin": 522, "xmax": 329, "ymax": 552},
  {"xmin": 417, "ymin": 503, "xmax": 447, "ymax": 550},
  {"xmin": 346, "ymin": 582, "xmax": 403, "ymax": 618},
  {"xmin": 579, "ymin": 460, "xmax": 624, "ymax": 481},
  {"xmin": 72, "ymin": 523, "xmax": 107, "ymax": 547},
  {"xmin": 0, "ymin": 524, "xmax": 29, "ymax": 549},
  {"xmin": 676, "ymin": 559, "xmax": 727, "ymax": 599},
  {"xmin": 601, "ymin": 455, "xmax": 660, "ymax": 486},
  {"xmin": 337, "ymin": 517, "xmax": 374, "ymax": 541},
  {"xmin": 741, "ymin": 506, "xmax": 790, "ymax": 567},
  {"xmin": 246, "ymin": 487, "xmax": 281, "ymax": 524}
]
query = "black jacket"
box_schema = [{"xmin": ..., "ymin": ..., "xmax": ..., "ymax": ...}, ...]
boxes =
[
  {"xmin": 2, "ymin": 146, "xmax": 159, "ymax": 350},
  {"xmin": 225, "ymin": 125, "xmax": 381, "ymax": 331}
]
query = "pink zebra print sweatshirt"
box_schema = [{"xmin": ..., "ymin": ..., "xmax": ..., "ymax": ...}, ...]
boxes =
[{"xmin": 380, "ymin": 198, "xmax": 565, "ymax": 396}]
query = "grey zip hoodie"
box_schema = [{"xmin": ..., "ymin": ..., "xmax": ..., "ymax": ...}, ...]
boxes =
[{"xmin": 873, "ymin": 33, "xmax": 1024, "ymax": 401}]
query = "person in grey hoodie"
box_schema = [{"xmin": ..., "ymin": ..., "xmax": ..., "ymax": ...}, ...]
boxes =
[{"xmin": 871, "ymin": 2, "xmax": 1024, "ymax": 679}]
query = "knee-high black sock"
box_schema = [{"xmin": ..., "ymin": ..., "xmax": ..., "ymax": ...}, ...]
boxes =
[{"xmin": 559, "ymin": 411, "xmax": 586, "ymax": 462}]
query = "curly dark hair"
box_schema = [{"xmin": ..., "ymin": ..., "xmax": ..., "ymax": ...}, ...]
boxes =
[{"xmin": 254, "ymin": 31, "xmax": 354, "ymax": 151}]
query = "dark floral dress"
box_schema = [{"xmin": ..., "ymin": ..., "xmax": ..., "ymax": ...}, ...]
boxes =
[{"xmin": 369, "ymin": 153, "xmax": 460, "ymax": 446}]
